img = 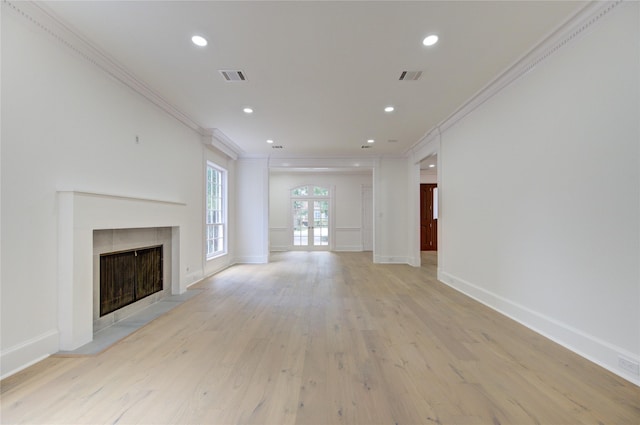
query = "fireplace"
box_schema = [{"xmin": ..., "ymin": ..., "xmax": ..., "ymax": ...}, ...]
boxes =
[
  {"xmin": 57, "ymin": 191, "xmax": 186, "ymax": 351},
  {"xmin": 93, "ymin": 227, "xmax": 172, "ymax": 332}
]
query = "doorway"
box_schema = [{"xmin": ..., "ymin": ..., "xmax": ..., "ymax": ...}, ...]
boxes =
[
  {"xmin": 362, "ymin": 185, "xmax": 373, "ymax": 251},
  {"xmin": 420, "ymin": 183, "xmax": 438, "ymax": 251},
  {"xmin": 291, "ymin": 185, "xmax": 330, "ymax": 250}
]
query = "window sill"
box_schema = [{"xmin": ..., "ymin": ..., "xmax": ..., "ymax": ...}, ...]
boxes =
[{"xmin": 206, "ymin": 252, "xmax": 228, "ymax": 261}]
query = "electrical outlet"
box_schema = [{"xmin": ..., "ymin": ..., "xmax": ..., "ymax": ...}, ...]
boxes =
[{"xmin": 618, "ymin": 356, "xmax": 640, "ymax": 376}]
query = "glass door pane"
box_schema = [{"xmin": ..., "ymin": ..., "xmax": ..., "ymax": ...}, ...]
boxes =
[
  {"xmin": 292, "ymin": 200, "xmax": 309, "ymax": 246},
  {"xmin": 313, "ymin": 200, "xmax": 329, "ymax": 246}
]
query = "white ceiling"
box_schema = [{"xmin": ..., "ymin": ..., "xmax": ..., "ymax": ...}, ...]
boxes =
[{"xmin": 41, "ymin": 0, "xmax": 586, "ymax": 159}]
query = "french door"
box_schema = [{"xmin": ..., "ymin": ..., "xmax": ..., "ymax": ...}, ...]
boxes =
[{"xmin": 292, "ymin": 199, "xmax": 329, "ymax": 250}]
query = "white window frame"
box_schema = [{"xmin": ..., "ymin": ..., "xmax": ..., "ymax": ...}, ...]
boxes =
[{"xmin": 206, "ymin": 161, "xmax": 227, "ymax": 259}]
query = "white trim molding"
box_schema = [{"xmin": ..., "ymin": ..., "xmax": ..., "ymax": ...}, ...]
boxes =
[
  {"xmin": 439, "ymin": 271, "xmax": 640, "ymax": 386},
  {"xmin": 234, "ymin": 255, "xmax": 269, "ymax": 264},
  {"xmin": 374, "ymin": 256, "xmax": 411, "ymax": 265},
  {"xmin": 268, "ymin": 157, "xmax": 378, "ymax": 171},
  {"xmin": 202, "ymin": 129, "xmax": 243, "ymax": 161},
  {"xmin": 334, "ymin": 246, "xmax": 364, "ymax": 252},
  {"xmin": 334, "ymin": 227, "xmax": 364, "ymax": 252},
  {"xmin": 0, "ymin": 330, "xmax": 59, "ymax": 380},
  {"xmin": 408, "ymin": 0, "xmax": 624, "ymax": 155},
  {"xmin": 4, "ymin": 1, "xmax": 245, "ymax": 161},
  {"xmin": 3, "ymin": 0, "xmax": 206, "ymax": 137},
  {"xmin": 56, "ymin": 190, "xmax": 186, "ymax": 207}
]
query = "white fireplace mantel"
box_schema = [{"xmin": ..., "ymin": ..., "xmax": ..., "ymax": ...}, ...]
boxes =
[{"xmin": 57, "ymin": 191, "xmax": 186, "ymax": 350}]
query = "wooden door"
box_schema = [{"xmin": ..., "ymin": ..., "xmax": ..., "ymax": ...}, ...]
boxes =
[{"xmin": 420, "ymin": 184, "xmax": 438, "ymax": 251}]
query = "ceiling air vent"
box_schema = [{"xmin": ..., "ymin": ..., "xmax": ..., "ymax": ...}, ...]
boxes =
[
  {"xmin": 271, "ymin": 145, "xmax": 284, "ymax": 149},
  {"xmin": 399, "ymin": 71, "xmax": 422, "ymax": 81},
  {"xmin": 219, "ymin": 70, "xmax": 247, "ymax": 82},
  {"xmin": 361, "ymin": 145, "xmax": 372, "ymax": 149}
]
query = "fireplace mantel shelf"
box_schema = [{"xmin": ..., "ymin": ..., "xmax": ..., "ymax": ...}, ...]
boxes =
[{"xmin": 57, "ymin": 190, "xmax": 187, "ymax": 206}]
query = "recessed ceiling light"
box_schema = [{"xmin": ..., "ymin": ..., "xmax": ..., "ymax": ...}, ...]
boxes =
[
  {"xmin": 423, "ymin": 34, "xmax": 439, "ymax": 47},
  {"xmin": 266, "ymin": 139, "xmax": 274, "ymax": 144},
  {"xmin": 367, "ymin": 139, "xmax": 375, "ymax": 144},
  {"xmin": 429, "ymin": 164, "xmax": 436, "ymax": 168},
  {"xmin": 191, "ymin": 35, "xmax": 208, "ymax": 47},
  {"xmin": 384, "ymin": 106, "xmax": 395, "ymax": 113},
  {"xmin": 243, "ymin": 107, "xmax": 254, "ymax": 114}
]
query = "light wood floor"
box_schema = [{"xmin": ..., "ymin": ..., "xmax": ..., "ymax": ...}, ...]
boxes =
[{"xmin": 2, "ymin": 251, "xmax": 639, "ymax": 424}]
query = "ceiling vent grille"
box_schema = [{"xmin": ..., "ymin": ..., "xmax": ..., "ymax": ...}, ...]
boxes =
[
  {"xmin": 399, "ymin": 71, "xmax": 422, "ymax": 81},
  {"xmin": 219, "ymin": 70, "xmax": 247, "ymax": 82},
  {"xmin": 271, "ymin": 145, "xmax": 284, "ymax": 149}
]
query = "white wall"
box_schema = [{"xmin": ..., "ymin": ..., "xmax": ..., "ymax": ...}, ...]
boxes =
[
  {"xmin": 269, "ymin": 172, "xmax": 372, "ymax": 251},
  {"xmin": 1, "ymin": 7, "xmax": 234, "ymax": 377},
  {"xmin": 438, "ymin": 2, "xmax": 639, "ymax": 384},
  {"xmin": 235, "ymin": 159, "xmax": 269, "ymax": 263},
  {"xmin": 420, "ymin": 170, "xmax": 437, "ymax": 184},
  {"xmin": 374, "ymin": 158, "xmax": 411, "ymax": 263}
]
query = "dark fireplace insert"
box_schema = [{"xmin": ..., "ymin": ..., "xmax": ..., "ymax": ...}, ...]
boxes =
[{"xmin": 99, "ymin": 245, "xmax": 163, "ymax": 316}]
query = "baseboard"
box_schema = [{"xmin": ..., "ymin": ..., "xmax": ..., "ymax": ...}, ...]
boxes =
[
  {"xmin": 234, "ymin": 255, "xmax": 268, "ymax": 264},
  {"xmin": 438, "ymin": 271, "xmax": 640, "ymax": 386},
  {"xmin": 334, "ymin": 245, "xmax": 363, "ymax": 252},
  {"xmin": 187, "ymin": 263, "xmax": 235, "ymax": 289},
  {"xmin": 270, "ymin": 246, "xmax": 364, "ymax": 252},
  {"xmin": 1, "ymin": 329, "xmax": 59, "ymax": 380},
  {"xmin": 269, "ymin": 246, "xmax": 289, "ymax": 252},
  {"xmin": 374, "ymin": 255, "xmax": 410, "ymax": 264}
]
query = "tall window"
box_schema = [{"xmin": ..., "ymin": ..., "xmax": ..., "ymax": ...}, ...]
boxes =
[{"xmin": 206, "ymin": 162, "xmax": 227, "ymax": 258}]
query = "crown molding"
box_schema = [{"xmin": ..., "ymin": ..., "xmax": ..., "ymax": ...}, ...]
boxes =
[
  {"xmin": 408, "ymin": 0, "xmax": 623, "ymax": 158},
  {"xmin": 267, "ymin": 156, "xmax": 377, "ymax": 170},
  {"xmin": 202, "ymin": 129, "xmax": 243, "ymax": 160},
  {"xmin": 8, "ymin": 0, "xmax": 621, "ymax": 165},
  {"xmin": 4, "ymin": 0, "xmax": 240, "ymax": 160}
]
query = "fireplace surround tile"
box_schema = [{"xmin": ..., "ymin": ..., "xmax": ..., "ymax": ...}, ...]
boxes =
[{"xmin": 93, "ymin": 227, "xmax": 172, "ymax": 333}]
